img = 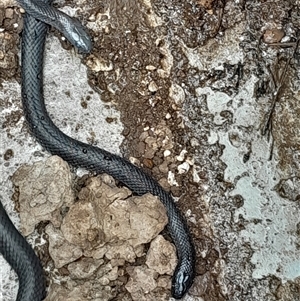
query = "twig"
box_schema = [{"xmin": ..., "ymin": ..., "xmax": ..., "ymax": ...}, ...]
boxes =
[
  {"xmin": 266, "ymin": 42, "xmax": 297, "ymax": 48},
  {"xmin": 210, "ymin": 0, "xmax": 225, "ymax": 38},
  {"xmin": 262, "ymin": 38, "xmax": 300, "ymax": 136}
]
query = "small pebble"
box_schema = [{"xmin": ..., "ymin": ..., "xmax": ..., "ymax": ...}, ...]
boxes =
[{"xmin": 164, "ymin": 150, "xmax": 171, "ymax": 157}]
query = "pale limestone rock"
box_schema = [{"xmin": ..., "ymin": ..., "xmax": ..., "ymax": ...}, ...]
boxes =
[
  {"xmin": 0, "ymin": 0, "xmax": 18, "ymax": 8},
  {"xmin": 275, "ymin": 176, "xmax": 300, "ymax": 201},
  {"xmin": 98, "ymin": 264, "xmax": 119, "ymax": 285},
  {"xmin": 83, "ymin": 244, "xmax": 108, "ymax": 259},
  {"xmin": 12, "ymin": 155, "xmax": 74, "ymax": 235},
  {"xmin": 125, "ymin": 265, "xmax": 157, "ymax": 298},
  {"xmin": 61, "ymin": 198, "xmax": 103, "ymax": 250},
  {"xmin": 169, "ymin": 83, "xmax": 185, "ymax": 108},
  {"xmin": 62, "ymin": 176, "xmax": 167, "ymax": 264},
  {"xmin": 148, "ymin": 80, "xmax": 158, "ymax": 92},
  {"xmin": 106, "ymin": 266, "xmax": 119, "ymax": 281},
  {"xmin": 68, "ymin": 257, "xmax": 104, "ymax": 279},
  {"xmin": 156, "ymin": 275, "xmax": 172, "ymax": 289},
  {"xmin": 84, "ymin": 175, "xmax": 132, "ymax": 207},
  {"xmin": 44, "ymin": 284, "xmax": 81, "ymax": 301},
  {"xmin": 44, "ymin": 282, "xmax": 114, "ymax": 301},
  {"xmin": 157, "ymin": 40, "xmax": 173, "ymax": 78},
  {"xmin": 188, "ymin": 273, "xmax": 211, "ymax": 297},
  {"xmin": 101, "ymin": 193, "xmax": 167, "ymax": 246},
  {"xmin": 45, "ymin": 224, "xmax": 82, "ymax": 268},
  {"xmin": 104, "ymin": 241, "xmax": 139, "ymax": 263},
  {"xmin": 110, "ymin": 258, "xmax": 126, "ymax": 267},
  {"xmin": 145, "ymin": 235, "xmax": 177, "ymax": 275}
]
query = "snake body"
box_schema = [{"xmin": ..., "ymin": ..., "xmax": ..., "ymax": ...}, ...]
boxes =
[
  {"xmin": 0, "ymin": 201, "xmax": 46, "ymax": 301},
  {"xmin": 0, "ymin": 0, "xmax": 196, "ymax": 299}
]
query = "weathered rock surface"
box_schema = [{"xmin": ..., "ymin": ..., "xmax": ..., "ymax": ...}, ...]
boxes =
[
  {"xmin": 12, "ymin": 155, "xmax": 74, "ymax": 235},
  {"xmin": 125, "ymin": 265, "xmax": 172, "ymax": 301},
  {"xmin": 146, "ymin": 235, "xmax": 177, "ymax": 275},
  {"xmin": 61, "ymin": 175, "xmax": 168, "ymax": 254},
  {"xmin": 44, "ymin": 281, "xmax": 114, "ymax": 301},
  {"xmin": 45, "ymin": 223, "xmax": 83, "ymax": 268},
  {"xmin": 68, "ymin": 257, "xmax": 104, "ymax": 280},
  {"xmin": 125, "ymin": 265, "xmax": 158, "ymax": 300}
]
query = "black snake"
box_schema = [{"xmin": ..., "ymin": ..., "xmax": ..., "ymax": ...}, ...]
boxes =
[{"xmin": 0, "ymin": 0, "xmax": 196, "ymax": 300}]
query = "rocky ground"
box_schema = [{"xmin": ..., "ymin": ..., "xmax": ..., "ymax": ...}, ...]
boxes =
[{"xmin": 1, "ymin": 0, "xmax": 300, "ymax": 300}]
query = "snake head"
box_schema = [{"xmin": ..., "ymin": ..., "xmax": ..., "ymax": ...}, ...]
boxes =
[
  {"xmin": 171, "ymin": 263, "xmax": 195, "ymax": 299},
  {"xmin": 65, "ymin": 17, "xmax": 93, "ymax": 54}
]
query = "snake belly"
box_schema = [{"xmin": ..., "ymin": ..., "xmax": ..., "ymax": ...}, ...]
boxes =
[{"xmin": 8, "ymin": 0, "xmax": 196, "ymax": 299}]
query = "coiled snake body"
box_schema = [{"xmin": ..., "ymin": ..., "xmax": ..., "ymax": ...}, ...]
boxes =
[{"xmin": 0, "ymin": 1, "xmax": 196, "ymax": 300}]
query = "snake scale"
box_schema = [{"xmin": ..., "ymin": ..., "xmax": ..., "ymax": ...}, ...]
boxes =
[{"xmin": 0, "ymin": 0, "xmax": 196, "ymax": 300}]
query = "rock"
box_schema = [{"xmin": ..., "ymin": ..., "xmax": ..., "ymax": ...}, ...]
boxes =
[
  {"xmin": 177, "ymin": 161, "xmax": 190, "ymax": 174},
  {"xmin": 148, "ymin": 80, "xmax": 158, "ymax": 92},
  {"xmin": 97, "ymin": 263, "xmax": 119, "ymax": 285},
  {"xmin": 156, "ymin": 275, "xmax": 171, "ymax": 289},
  {"xmin": 0, "ymin": 31, "xmax": 18, "ymax": 78},
  {"xmin": 146, "ymin": 235, "xmax": 177, "ymax": 275},
  {"xmin": 104, "ymin": 241, "xmax": 141, "ymax": 263},
  {"xmin": 188, "ymin": 273, "xmax": 211, "ymax": 297},
  {"xmin": 61, "ymin": 176, "xmax": 167, "ymax": 255},
  {"xmin": 44, "ymin": 284, "xmax": 80, "ymax": 301},
  {"xmin": 197, "ymin": 0, "xmax": 215, "ymax": 10},
  {"xmin": 68, "ymin": 257, "xmax": 104, "ymax": 279},
  {"xmin": 101, "ymin": 193, "xmax": 167, "ymax": 246},
  {"xmin": 144, "ymin": 136, "xmax": 159, "ymax": 158},
  {"xmin": 125, "ymin": 265, "xmax": 157, "ymax": 299},
  {"xmin": 61, "ymin": 198, "xmax": 103, "ymax": 250},
  {"xmin": 83, "ymin": 244, "xmax": 108, "ymax": 259},
  {"xmin": 12, "ymin": 156, "xmax": 74, "ymax": 235},
  {"xmin": 263, "ymin": 28, "xmax": 285, "ymax": 44},
  {"xmin": 169, "ymin": 83, "xmax": 185, "ymax": 108},
  {"xmin": 45, "ymin": 224, "xmax": 82, "ymax": 268},
  {"xmin": 275, "ymin": 177, "xmax": 300, "ymax": 201},
  {"xmin": 176, "ymin": 149, "xmax": 187, "ymax": 161},
  {"xmin": 44, "ymin": 282, "xmax": 114, "ymax": 301},
  {"xmin": 110, "ymin": 258, "xmax": 126, "ymax": 267}
]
